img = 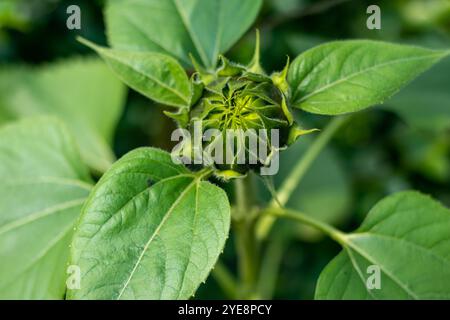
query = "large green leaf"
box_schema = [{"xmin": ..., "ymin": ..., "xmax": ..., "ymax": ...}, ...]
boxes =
[
  {"xmin": 80, "ymin": 38, "xmax": 192, "ymax": 108},
  {"xmin": 383, "ymin": 57, "xmax": 450, "ymax": 133},
  {"xmin": 316, "ymin": 191, "xmax": 450, "ymax": 299},
  {"xmin": 0, "ymin": 58, "xmax": 126, "ymax": 173},
  {"xmin": 105, "ymin": 0, "xmax": 263, "ymax": 69},
  {"xmin": 0, "ymin": 117, "xmax": 92, "ymax": 299},
  {"xmin": 288, "ymin": 40, "xmax": 449, "ymax": 115},
  {"xmin": 67, "ymin": 148, "xmax": 231, "ymax": 300}
]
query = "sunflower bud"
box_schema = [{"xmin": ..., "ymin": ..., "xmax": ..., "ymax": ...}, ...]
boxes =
[{"xmin": 168, "ymin": 32, "xmax": 316, "ymax": 179}]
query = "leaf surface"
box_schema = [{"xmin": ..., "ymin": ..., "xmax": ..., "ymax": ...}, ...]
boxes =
[
  {"xmin": 0, "ymin": 117, "xmax": 92, "ymax": 299},
  {"xmin": 288, "ymin": 40, "xmax": 449, "ymax": 115},
  {"xmin": 80, "ymin": 39, "xmax": 191, "ymax": 108},
  {"xmin": 316, "ymin": 191, "xmax": 450, "ymax": 299},
  {"xmin": 105, "ymin": 0, "xmax": 262, "ymax": 69},
  {"xmin": 68, "ymin": 148, "xmax": 231, "ymax": 299}
]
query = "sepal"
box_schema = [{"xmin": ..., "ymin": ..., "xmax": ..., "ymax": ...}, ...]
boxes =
[
  {"xmin": 248, "ymin": 30, "xmax": 265, "ymax": 74},
  {"xmin": 163, "ymin": 108, "xmax": 190, "ymax": 128},
  {"xmin": 287, "ymin": 124, "xmax": 319, "ymax": 145},
  {"xmin": 271, "ymin": 56, "xmax": 290, "ymax": 96},
  {"xmin": 217, "ymin": 55, "xmax": 246, "ymax": 77}
]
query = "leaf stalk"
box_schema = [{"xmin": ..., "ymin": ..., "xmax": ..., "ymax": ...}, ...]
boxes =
[{"xmin": 256, "ymin": 115, "xmax": 350, "ymax": 240}]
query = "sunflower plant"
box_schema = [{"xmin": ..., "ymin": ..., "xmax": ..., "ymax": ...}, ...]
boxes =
[{"xmin": 1, "ymin": 0, "xmax": 450, "ymax": 300}]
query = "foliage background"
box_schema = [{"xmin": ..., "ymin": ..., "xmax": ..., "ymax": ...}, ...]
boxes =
[{"xmin": 1, "ymin": 0, "xmax": 449, "ymax": 299}]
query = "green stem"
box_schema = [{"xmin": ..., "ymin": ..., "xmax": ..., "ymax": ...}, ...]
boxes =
[
  {"xmin": 234, "ymin": 176, "xmax": 252, "ymax": 220},
  {"xmin": 273, "ymin": 116, "xmax": 348, "ymax": 207},
  {"xmin": 233, "ymin": 175, "xmax": 259, "ymax": 299},
  {"xmin": 264, "ymin": 207, "xmax": 347, "ymax": 244},
  {"xmin": 256, "ymin": 115, "xmax": 349, "ymax": 240},
  {"xmin": 256, "ymin": 232, "xmax": 286, "ymax": 299}
]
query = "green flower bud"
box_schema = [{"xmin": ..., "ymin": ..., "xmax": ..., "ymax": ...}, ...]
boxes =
[{"xmin": 168, "ymin": 33, "xmax": 315, "ymax": 179}]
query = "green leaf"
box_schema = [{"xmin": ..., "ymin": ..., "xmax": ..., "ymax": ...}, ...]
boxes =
[
  {"xmin": 67, "ymin": 148, "xmax": 231, "ymax": 300},
  {"xmin": 0, "ymin": 117, "xmax": 92, "ymax": 299},
  {"xmin": 79, "ymin": 38, "xmax": 192, "ymax": 109},
  {"xmin": 105, "ymin": 0, "xmax": 263, "ymax": 69},
  {"xmin": 0, "ymin": 57, "xmax": 126, "ymax": 173},
  {"xmin": 316, "ymin": 191, "xmax": 450, "ymax": 299},
  {"xmin": 383, "ymin": 57, "xmax": 450, "ymax": 133},
  {"xmin": 288, "ymin": 40, "xmax": 449, "ymax": 115}
]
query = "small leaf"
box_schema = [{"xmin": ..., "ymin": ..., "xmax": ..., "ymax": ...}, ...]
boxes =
[
  {"xmin": 106, "ymin": 0, "xmax": 263, "ymax": 69},
  {"xmin": 79, "ymin": 38, "xmax": 192, "ymax": 108},
  {"xmin": 67, "ymin": 148, "xmax": 231, "ymax": 300},
  {"xmin": 0, "ymin": 117, "xmax": 92, "ymax": 299},
  {"xmin": 316, "ymin": 191, "xmax": 450, "ymax": 299},
  {"xmin": 288, "ymin": 40, "xmax": 449, "ymax": 115}
]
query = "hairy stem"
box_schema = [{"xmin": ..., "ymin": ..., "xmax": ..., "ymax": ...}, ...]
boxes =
[
  {"xmin": 234, "ymin": 176, "xmax": 253, "ymax": 220},
  {"xmin": 233, "ymin": 175, "xmax": 259, "ymax": 299},
  {"xmin": 256, "ymin": 232, "xmax": 286, "ymax": 299},
  {"xmin": 256, "ymin": 115, "xmax": 350, "ymax": 240}
]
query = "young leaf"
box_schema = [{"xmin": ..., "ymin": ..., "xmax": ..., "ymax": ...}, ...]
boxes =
[
  {"xmin": 67, "ymin": 148, "xmax": 231, "ymax": 300},
  {"xmin": 0, "ymin": 58, "xmax": 126, "ymax": 173},
  {"xmin": 79, "ymin": 38, "xmax": 192, "ymax": 109},
  {"xmin": 316, "ymin": 191, "xmax": 450, "ymax": 299},
  {"xmin": 0, "ymin": 117, "xmax": 93, "ymax": 299},
  {"xmin": 288, "ymin": 40, "xmax": 449, "ymax": 115},
  {"xmin": 105, "ymin": 0, "xmax": 263, "ymax": 69}
]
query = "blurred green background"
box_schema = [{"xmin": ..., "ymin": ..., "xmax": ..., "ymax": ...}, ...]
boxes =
[{"xmin": 1, "ymin": 0, "xmax": 449, "ymax": 299}]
